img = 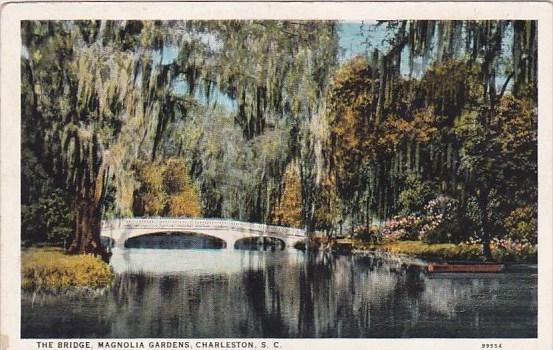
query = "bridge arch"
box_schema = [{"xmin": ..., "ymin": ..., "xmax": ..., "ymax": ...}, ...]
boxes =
[{"xmin": 123, "ymin": 231, "xmax": 227, "ymax": 249}]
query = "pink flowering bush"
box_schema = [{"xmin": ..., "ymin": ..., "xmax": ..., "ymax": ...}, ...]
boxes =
[
  {"xmin": 491, "ymin": 237, "xmax": 537, "ymax": 263},
  {"xmin": 354, "ymin": 215, "xmax": 423, "ymax": 243},
  {"xmin": 356, "ymin": 195, "xmax": 459, "ymax": 244},
  {"xmin": 457, "ymin": 237, "xmax": 537, "ymax": 263},
  {"xmin": 418, "ymin": 195, "xmax": 462, "ymax": 243},
  {"xmin": 379, "ymin": 215, "xmax": 423, "ymax": 242}
]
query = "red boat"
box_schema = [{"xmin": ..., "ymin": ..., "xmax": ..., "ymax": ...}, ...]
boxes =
[{"xmin": 427, "ymin": 263, "xmax": 505, "ymax": 273}]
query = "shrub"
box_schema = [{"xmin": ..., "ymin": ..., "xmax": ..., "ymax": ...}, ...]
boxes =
[
  {"xmin": 354, "ymin": 226, "xmax": 380, "ymax": 243},
  {"xmin": 491, "ymin": 238, "xmax": 537, "ymax": 263},
  {"xmin": 22, "ymin": 248, "xmax": 113, "ymax": 292},
  {"xmin": 455, "ymin": 241, "xmax": 488, "ymax": 261},
  {"xmin": 21, "ymin": 189, "xmax": 74, "ymax": 244},
  {"xmin": 371, "ymin": 240, "xmax": 483, "ymax": 261},
  {"xmin": 381, "ymin": 215, "xmax": 423, "ymax": 241},
  {"xmin": 504, "ymin": 206, "xmax": 537, "ymax": 244},
  {"xmin": 419, "ymin": 195, "xmax": 462, "ymax": 243},
  {"xmin": 355, "ymin": 215, "xmax": 424, "ymax": 243},
  {"xmin": 363, "ymin": 239, "xmax": 535, "ymax": 263}
]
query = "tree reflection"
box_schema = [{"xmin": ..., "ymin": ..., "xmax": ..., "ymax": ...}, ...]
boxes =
[{"xmin": 22, "ymin": 251, "xmax": 537, "ymax": 338}]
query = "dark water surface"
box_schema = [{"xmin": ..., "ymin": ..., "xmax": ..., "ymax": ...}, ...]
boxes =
[{"xmin": 22, "ymin": 248, "xmax": 537, "ymax": 338}]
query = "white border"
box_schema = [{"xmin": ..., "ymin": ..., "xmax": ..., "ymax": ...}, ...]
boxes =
[{"xmin": 1, "ymin": 2, "xmax": 552, "ymax": 350}]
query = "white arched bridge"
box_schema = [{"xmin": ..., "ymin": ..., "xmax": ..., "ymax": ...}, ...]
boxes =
[{"xmin": 101, "ymin": 218, "xmax": 307, "ymax": 249}]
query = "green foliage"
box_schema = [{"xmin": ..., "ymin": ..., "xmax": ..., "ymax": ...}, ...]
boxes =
[
  {"xmin": 356, "ymin": 239, "xmax": 535, "ymax": 263},
  {"xmin": 326, "ymin": 56, "xmax": 379, "ymax": 199},
  {"xmin": 504, "ymin": 206, "xmax": 537, "ymax": 244},
  {"xmin": 24, "ymin": 20, "xmax": 337, "ymax": 232},
  {"xmin": 353, "ymin": 226, "xmax": 380, "ymax": 243},
  {"xmin": 312, "ymin": 174, "xmax": 342, "ymax": 233},
  {"xmin": 21, "ymin": 21, "xmax": 170, "ymax": 255},
  {"xmin": 356, "ymin": 240, "xmax": 484, "ymax": 261},
  {"xmin": 419, "ymin": 195, "xmax": 462, "ymax": 243},
  {"xmin": 21, "ymin": 20, "xmax": 537, "ymax": 257},
  {"xmin": 418, "ymin": 60, "xmax": 482, "ymax": 118},
  {"xmin": 380, "ymin": 215, "xmax": 424, "ymax": 241},
  {"xmin": 397, "ymin": 174, "xmax": 434, "ymax": 215},
  {"xmin": 491, "ymin": 238, "xmax": 537, "ymax": 263},
  {"xmin": 324, "ymin": 21, "xmax": 537, "ymax": 254},
  {"xmin": 455, "ymin": 96, "xmax": 537, "ymax": 188},
  {"xmin": 22, "ymin": 189, "xmax": 74, "ymax": 244}
]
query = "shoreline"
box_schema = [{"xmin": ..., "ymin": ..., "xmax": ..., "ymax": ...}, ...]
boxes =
[
  {"xmin": 344, "ymin": 239, "xmax": 538, "ymax": 265},
  {"xmin": 22, "ymin": 242, "xmax": 537, "ymax": 295},
  {"xmin": 350, "ymin": 247, "xmax": 538, "ymax": 272}
]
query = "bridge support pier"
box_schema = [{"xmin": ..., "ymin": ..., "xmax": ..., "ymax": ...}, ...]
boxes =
[
  {"xmin": 114, "ymin": 239, "xmax": 125, "ymax": 249},
  {"xmin": 225, "ymin": 239, "xmax": 237, "ymax": 250}
]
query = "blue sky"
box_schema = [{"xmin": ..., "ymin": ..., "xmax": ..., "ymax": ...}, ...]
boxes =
[
  {"xmin": 161, "ymin": 21, "xmax": 388, "ymax": 111},
  {"xmin": 156, "ymin": 21, "xmax": 511, "ymax": 112},
  {"xmin": 338, "ymin": 21, "xmax": 388, "ymax": 61}
]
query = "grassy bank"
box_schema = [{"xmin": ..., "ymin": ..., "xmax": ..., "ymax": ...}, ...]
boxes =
[
  {"xmin": 22, "ymin": 247, "xmax": 114, "ymax": 292},
  {"xmin": 352, "ymin": 240, "xmax": 537, "ymax": 263}
]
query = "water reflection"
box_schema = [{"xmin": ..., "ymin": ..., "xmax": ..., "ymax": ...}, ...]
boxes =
[
  {"xmin": 235, "ymin": 237, "xmax": 285, "ymax": 251},
  {"xmin": 21, "ymin": 249, "xmax": 537, "ymax": 338}
]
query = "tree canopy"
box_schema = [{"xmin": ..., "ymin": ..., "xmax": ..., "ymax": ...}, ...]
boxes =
[{"xmin": 21, "ymin": 20, "xmax": 537, "ymax": 259}]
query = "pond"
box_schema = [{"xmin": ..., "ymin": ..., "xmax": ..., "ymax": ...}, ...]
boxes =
[{"xmin": 21, "ymin": 244, "xmax": 537, "ymax": 338}]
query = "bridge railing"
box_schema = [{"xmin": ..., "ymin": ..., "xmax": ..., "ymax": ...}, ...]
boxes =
[{"xmin": 101, "ymin": 217, "xmax": 306, "ymax": 237}]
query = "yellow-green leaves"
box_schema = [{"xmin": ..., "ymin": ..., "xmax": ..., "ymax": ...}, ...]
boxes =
[
  {"xmin": 133, "ymin": 159, "xmax": 202, "ymax": 218},
  {"xmin": 21, "ymin": 248, "xmax": 114, "ymax": 291},
  {"xmin": 272, "ymin": 162, "xmax": 303, "ymax": 228}
]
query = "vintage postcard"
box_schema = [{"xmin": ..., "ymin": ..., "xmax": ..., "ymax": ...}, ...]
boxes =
[{"xmin": 1, "ymin": 2, "xmax": 552, "ymax": 350}]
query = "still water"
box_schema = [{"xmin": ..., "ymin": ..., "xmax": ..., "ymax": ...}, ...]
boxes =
[{"xmin": 22, "ymin": 244, "xmax": 537, "ymax": 338}]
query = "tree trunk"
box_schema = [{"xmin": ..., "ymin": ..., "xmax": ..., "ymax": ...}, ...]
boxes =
[
  {"xmin": 68, "ymin": 173, "xmax": 110, "ymax": 261},
  {"xmin": 478, "ymin": 186, "xmax": 493, "ymax": 261},
  {"xmin": 365, "ymin": 197, "xmax": 370, "ymax": 231}
]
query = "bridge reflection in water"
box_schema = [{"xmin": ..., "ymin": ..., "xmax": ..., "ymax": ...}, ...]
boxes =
[{"xmin": 101, "ymin": 218, "xmax": 306, "ymax": 249}]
